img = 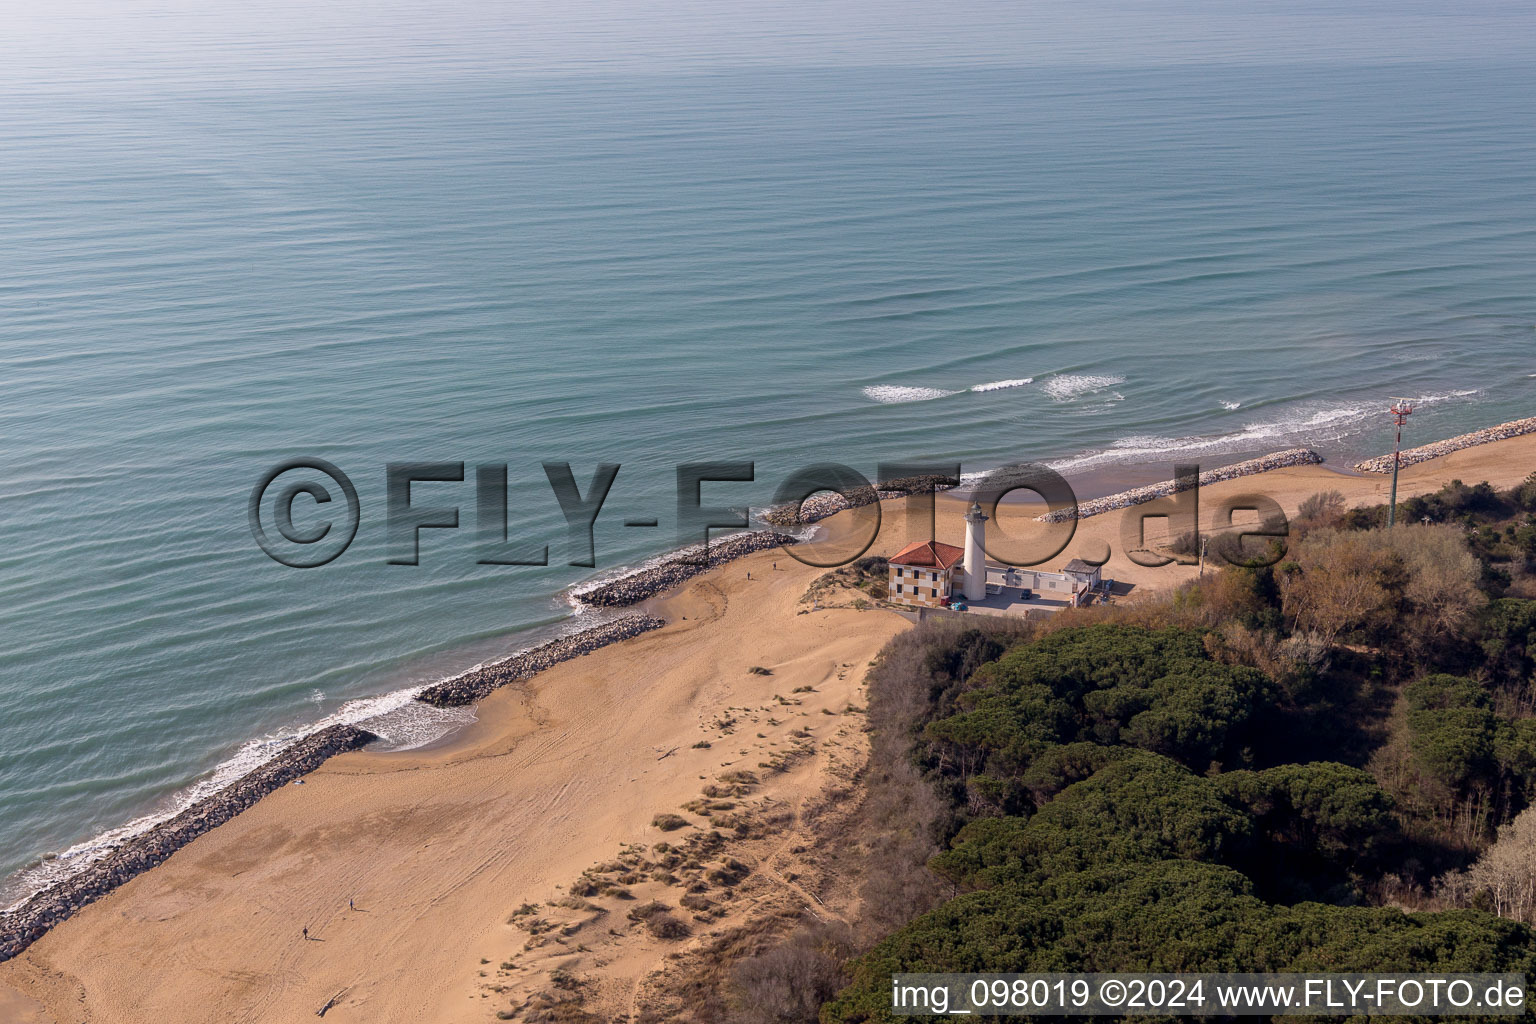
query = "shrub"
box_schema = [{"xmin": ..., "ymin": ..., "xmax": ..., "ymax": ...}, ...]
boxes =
[
  {"xmin": 707, "ymin": 858, "xmax": 751, "ymax": 886},
  {"xmin": 731, "ymin": 921, "xmax": 857, "ymax": 1024},
  {"xmin": 645, "ymin": 912, "xmax": 690, "ymax": 939},
  {"xmin": 625, "ymin": 900, "xmax": 690, "ymax": 938},
  {"xmin": 679, "ymin": 892, "xmax": 713, "ymax": 912},
  {"xmin": 1297, "ymin": 490, "xmax": 1348, "ymax": 529},
  {"xmin": 1440, "ymin": 807, "xmax": 1536, "ymax": 923},
  {"xmin": 652, "ymin": 813, "xmax": 691, "ymax": 832},
  {"xmin": 1279, "ymin": 525, "xmax": 1483, "ymax": 659}
]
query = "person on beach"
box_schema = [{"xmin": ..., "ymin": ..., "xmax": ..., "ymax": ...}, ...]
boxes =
[
  {"xmin": 349, "ymin": 898, "xmax": 355, "ymax": 911},
  {"xmin": 302, "ymin": 927, "xmax": 309, "ymax": 941}
]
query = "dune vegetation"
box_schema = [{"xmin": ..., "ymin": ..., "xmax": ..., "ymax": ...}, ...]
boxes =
[{"xmin": 722, "ymin": 477, "xmax": 1536, "ymax": 1023}]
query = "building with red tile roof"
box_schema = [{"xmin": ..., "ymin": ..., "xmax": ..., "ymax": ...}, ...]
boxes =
[
  {"xmin": 887, "ymin": 541, "xmax": 966, "ymax": 608},
  {"xmin": 888, "ymin": 540, "xmax": 965, "ymax": 570}
]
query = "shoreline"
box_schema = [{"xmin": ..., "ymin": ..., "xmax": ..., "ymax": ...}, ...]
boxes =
[
  {"xmin": 571, "ymin": 529, "xmax": 800, "ymax": 608},
  {"xmin": 1354, "ymin": 416, "xmax": 1536, "ymax": 473},
  {"xmin": 5, "ymin": 422, "xmax": 1536, "ymax": 1021},
  {"xmin": 414, "ymin": 614, "xmax": 666, "ymax": 707},
  {"xmin": 0, "ymin": 724, "xmax": 376, "ymax": 964},
  {"xmin": 1038, "ymin": 447, "xmax": 1326, "ymax": 522},
  {"xmin": 757, "ymin": 473, "xmax": 961, "ymax": 528},
  {"xmin": 2, "ymin": 413, "xmax": 1529, "ymax": 975},
  {"xmin": 0, "ymin": 528, "xmax": 798, "ymax": 943},
  {"xmin": 0, "ymin": 614, "xmax": 670, "ymax": 964}
]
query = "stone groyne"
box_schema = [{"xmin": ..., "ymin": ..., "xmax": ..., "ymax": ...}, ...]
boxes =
[
  {"xmin": 758, "ymin": 474, "xmax": 959, "ymax": 527},
  {"xmin": 572, "ymin": 530, "xmax": 799, "ymax": 609},
  {"xmin": 415, "ymin": 614, "xmax": 667, "ymax": 707},
  {"xmin": 1353, "ymin": 417, "xmax": 1536, "ymax": 474},
  {"xmin": 0, "ymin": 723, "xmax": 377, "ymax": 964},
  {"xmin": 1038, "ymin": 448, "xmax": 1326, "ymax": 522}
]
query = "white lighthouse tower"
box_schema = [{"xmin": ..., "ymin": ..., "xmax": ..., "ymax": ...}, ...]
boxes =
[{"xmin": 963, "ymin": 501, "xmax": 988, "ymax": 601}]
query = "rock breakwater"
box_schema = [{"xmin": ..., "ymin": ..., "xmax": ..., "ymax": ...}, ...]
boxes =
[
  {"xmin": 1353, "ymin": 417, "xmax": 1536, "ymax": 473},
  {"xmin": 1039, "ymin": 448, "xmax": 1325, "ymax": 522},
  {"xmin": 0, "ymin": 723, "xmax": 377, "ymax": 964},
  {"xmin": 414, "ymin": 614, "xmax": 666, "ymax": 707},
  {"xmin": 759, "ymin": 474, "xmax": 958, "ymax": 527},
  {"xmin": 573, "ymin": 531, "xmax": 799, "ymax": 609}
]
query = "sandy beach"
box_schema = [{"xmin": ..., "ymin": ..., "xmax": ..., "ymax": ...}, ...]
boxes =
[{"xmin": 4, "ymin": 432, "xmax": 1535, "ymax": 1023}]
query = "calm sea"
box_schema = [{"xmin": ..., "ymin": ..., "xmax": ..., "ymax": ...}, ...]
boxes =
[{"xmin": 3, "ymin": 63, "xmax": 1536, "ymax": 902}]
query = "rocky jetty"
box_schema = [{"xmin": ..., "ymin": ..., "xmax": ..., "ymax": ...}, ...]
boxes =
[
  {"xmin": 573, "ymin": 531, "xmax": 799, "ymax": 609},
  {"xmin": 415, "ymin": 614, "xmax": 667, "ymax": 707},
  {"xmin": 759, "ymin": 474, "xmax": 959, "ymax": 527},
  {"xmin": 1038, "ymin": 448, "xmax": 1325, "ymax": 522},
  {"xmin": 0, "ymin": 723, "xmax": 377, "ymax": 964},
  {"xmin": 1354, "ymin": 417, "xmax": 1536, "ymax": 474}
]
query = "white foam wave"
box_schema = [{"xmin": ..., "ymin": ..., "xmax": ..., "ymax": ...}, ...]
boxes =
[
  {"xmin": 971, "ymin": 377, "xmax": 1033, "ymax": 392},
  {"xmin": 1043, "ymin": 389, "xmax": 1483, "ymax": 474},
  {"xmin": 1045, "ymin": 404, "xmax": 1368, "ymax": 473},
  {"xmin": 1040, "ymin": 374, "xmax": 1127, "ymax": 401},
  {"xmin": 1221, "ymin": 400, "xmax": 1242, "ymax": 411},
  {"xmin": 862, "ymin": 384, "xmax": 957, "ymax": 404},
  {"xmin": 363, "ymin": 702, "xmax": 479, "ymax": 750}
]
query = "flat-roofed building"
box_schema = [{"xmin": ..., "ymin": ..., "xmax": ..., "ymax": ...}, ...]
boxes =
[{"xmin": 1061, "ymin": 558, "xmax": 1103, "ymax": 588}]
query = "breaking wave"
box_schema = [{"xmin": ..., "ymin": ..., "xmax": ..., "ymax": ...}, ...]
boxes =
[
  {"xmin": 971, "ymin": 377, "xmax": 1034, "ymax": 392},
  {"xmin": 1045, "ymin": 390, "xmax": 1481, "ymax": 473},
  {"xmin": 1040, "ymin": 374, "xmax": 1127, "ymax": 401},
  {"xmin": 861, "ymin": 384, "xmax": 957, "ymax": 403}
]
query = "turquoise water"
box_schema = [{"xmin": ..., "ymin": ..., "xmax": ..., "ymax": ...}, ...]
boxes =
[{"xmin": 4, "ymin": 63, "xmax": 1536, "ymax": 901}]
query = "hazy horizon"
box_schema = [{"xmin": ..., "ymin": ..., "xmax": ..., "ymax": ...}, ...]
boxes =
[{"xmin": 7, "ymin": 1, "xmax": 1536, "ymax": 93}]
